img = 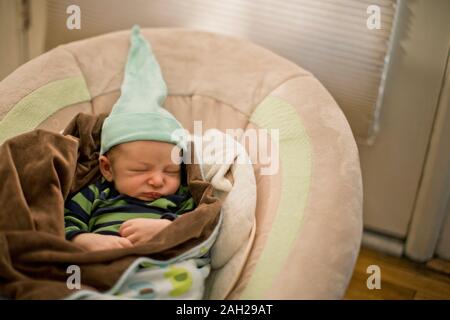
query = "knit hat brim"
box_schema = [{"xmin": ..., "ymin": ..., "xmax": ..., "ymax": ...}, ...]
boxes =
[{"xmin": 100, "ymin": 112, "xmax": 188, "ymax": 155}]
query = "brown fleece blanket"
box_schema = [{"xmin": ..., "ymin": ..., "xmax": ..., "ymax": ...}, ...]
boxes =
[{"xmin": 0, "ymin": 113, "xmax": 222, "ymax": 300}]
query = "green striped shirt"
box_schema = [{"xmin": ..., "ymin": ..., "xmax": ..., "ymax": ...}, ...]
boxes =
[{"xmin": 64, "ymin": 177, "xmax": 195, "ymax": 240}]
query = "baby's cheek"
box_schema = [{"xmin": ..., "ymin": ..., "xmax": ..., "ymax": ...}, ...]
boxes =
[
  {"xmin": 169, "ymin": 176, "xmax": 181, "ymax": 192},
  {"xmin": 119, "ymin": 177, "xmax": 144, "ymax": 194}
]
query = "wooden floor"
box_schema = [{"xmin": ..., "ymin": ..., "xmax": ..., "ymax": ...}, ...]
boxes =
[{"xmin": 344, "ymin": 247, "xmax": 450, "ymax": 299}]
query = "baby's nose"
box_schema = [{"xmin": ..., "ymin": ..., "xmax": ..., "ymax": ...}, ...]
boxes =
[{"xmin": 148, "ymin": 174, "xmax": 164, "ymax": 187}]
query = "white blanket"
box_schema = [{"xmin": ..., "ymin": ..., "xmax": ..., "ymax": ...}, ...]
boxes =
[{"xmin": 192, "ymin": 129, "xmax": 256, "ymax": 299}]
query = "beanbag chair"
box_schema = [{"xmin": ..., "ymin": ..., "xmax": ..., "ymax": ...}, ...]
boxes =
[{"xmin": 0, "ymin": 28, "xmax": 363, "ymax": 299}]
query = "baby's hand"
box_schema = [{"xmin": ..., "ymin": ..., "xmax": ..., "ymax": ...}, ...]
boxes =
[
  {"xmin": 119, "ymin": 218, "xmax": 172, "ymax": 245},
  {"xmin": 72, "ymin": 233, "xmax": 133, "ymax": 252}
]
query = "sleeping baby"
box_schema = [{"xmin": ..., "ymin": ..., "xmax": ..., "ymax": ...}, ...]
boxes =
[
  {"xmin": 64, "ymin": 25, "xmax": 192, "ymax": 252},
  {"xmin": 64, "ymin": 140, "xmax": 193, "ymax": 251}
]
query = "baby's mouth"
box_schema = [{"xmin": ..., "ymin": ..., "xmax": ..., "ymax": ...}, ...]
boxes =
[{"xmin": 142, "ymin": 192, "xmax": 162, "ymax": 199}]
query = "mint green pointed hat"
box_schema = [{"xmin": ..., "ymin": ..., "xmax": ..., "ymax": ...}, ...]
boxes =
[{"xmin": 100, "ymin": 25, "xmax": 187, "ymax": 155}]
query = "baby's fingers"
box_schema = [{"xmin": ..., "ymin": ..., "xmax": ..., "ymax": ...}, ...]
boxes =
[
  {"xmin": 119, "ymin": 224, "xmax": 134, "ymax": 237},
  {"xmin": 119, "ymin": 221, "xmax": 129, "ymax": 234},
  {"xmin": 125, "ymin": 233, "xmax": 140, "ymax": 245},
  {"xmin": 119, "ymin": 237, "xmax": 133, "ymax": 248}
]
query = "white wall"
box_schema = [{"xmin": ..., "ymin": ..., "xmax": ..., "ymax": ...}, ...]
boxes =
[
  {"xmin": 359, "ymin": 0, "xmax": 450, "ymax": 244},
  {"xmin": 0, "ymin": 0, "xmax": 47, "ymax": 80},
  {"xmin": 0, "ymin": 0, "xmax": 23, "ymax": 80}
]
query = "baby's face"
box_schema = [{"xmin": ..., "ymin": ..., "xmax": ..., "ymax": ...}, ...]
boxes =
[{"xmin": 99, "ymin": 140, "xmax": 182, "ymax": 201}]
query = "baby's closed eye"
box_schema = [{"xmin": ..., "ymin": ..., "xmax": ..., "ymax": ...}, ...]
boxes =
[
  {"xmin": 129, "ymin": 168, "xmax": 148, "ymax": 172},
  {"xmin": 164, "ymin": 166, "xmax": 180, "ymax": 174}
]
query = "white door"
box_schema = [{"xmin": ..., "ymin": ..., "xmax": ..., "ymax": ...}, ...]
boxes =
[{"xmin": 360, "ymin": 0, "xmax": 450, "ymax": 261}]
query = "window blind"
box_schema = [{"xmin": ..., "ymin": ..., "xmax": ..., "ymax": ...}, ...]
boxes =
[{"xmin": 46, "ymin": 0, "xmax": 398, "ymax": 143}]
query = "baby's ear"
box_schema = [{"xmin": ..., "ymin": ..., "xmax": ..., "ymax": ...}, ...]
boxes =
[{"xmin": 98, "ymin": 155, "xmax": 114, "ymax": 182}]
